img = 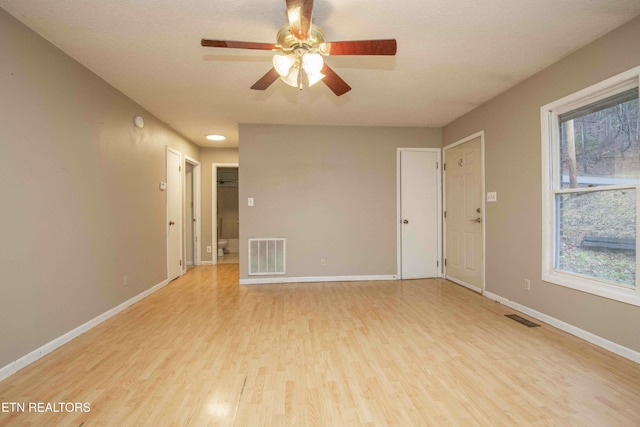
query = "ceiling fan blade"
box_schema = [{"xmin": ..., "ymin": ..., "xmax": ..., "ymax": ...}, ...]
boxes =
[
  {"xmin": 201, "ymin": 39, "xmax": 278, "ymax": 51},
  {"xmin": 322, "ymin": 39, "xmax": 397, "ymax": 56},
  {"xmin": 321, "ymin": 64, "xmax": 351, "ymax": 96},
  {"xmin": 251, "ymin": 68, "xmax": 281, "ymax": 91},
  {"xmin": 286, "ymin": 0, "xmax": 314, "ymax": 40}
]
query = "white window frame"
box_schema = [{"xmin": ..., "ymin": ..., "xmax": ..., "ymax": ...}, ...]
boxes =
[{"xmin": 541, "ymin": 65, "xmax": 640, "ymax": 307}]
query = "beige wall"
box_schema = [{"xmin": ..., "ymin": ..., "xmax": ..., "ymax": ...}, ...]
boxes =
[
  {"xmin": 0, "ymin": 9, "xmax": 199, "ymax": 368},
  {"xmin": 239, "ymin": 125, "xmax": 441, "ymax": 280},
  {"xmin": 443, "ymin": 16, "xmax": 640, "ymax": 352},
  {"xmin": 199, "ymin": 148, "xmax": 239, "ymax": 263}
]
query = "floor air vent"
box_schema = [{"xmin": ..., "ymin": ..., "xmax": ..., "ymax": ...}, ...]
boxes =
[
  {"xmin": 248, "ymin": 238, "xmax": 286, "ymax": 275},
  {"xmin": 505, "ymin": 314, "xmax": 540, "ymax": 328}
]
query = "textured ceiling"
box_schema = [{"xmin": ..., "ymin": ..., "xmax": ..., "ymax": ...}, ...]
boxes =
[{"xmin": 2, "ymin": 0, "xmax": 640, "ymax": 148}]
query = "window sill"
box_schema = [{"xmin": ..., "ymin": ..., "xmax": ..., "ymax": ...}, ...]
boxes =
[{"xmin": 542, "ymin": 270, "xmax": 640, "ymax": 307}]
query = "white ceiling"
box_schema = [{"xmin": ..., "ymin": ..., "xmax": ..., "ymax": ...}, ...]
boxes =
[{"xmin": 2, "ymin": 1, "xmax": 640, "ymax": 148}]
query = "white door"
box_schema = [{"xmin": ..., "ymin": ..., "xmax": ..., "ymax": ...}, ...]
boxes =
[
  {"xmin": 399, "ymin": 149, "xmax": 440, "ymax": 279},
  {"xmin": 444, "ymin": 136, "xmax": 484, "ymax": 291},
  {"xmin": 167, "ymin": 148, "xmax": 182, "ymax": 281}
]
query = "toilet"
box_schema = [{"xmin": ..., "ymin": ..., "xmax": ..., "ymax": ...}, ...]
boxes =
[{"xmin": 217, "ymin": 239, "xmax": 228, "ymax": 257}]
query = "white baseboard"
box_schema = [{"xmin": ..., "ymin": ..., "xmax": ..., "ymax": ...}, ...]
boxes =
[
  {"xmin": 200, "ymin": 260, "xmax": 214, "ymax": 266},
  {"xmin": 0, "ymin": 277, "xmax": 171, "ymax": 382},
  {"xmin": 483, "ymin": 290, "xmax": 640, "ymax": 364},
  {"xmin": 240, "ymin": 274, "xmax": 397, "ymax": 285}
]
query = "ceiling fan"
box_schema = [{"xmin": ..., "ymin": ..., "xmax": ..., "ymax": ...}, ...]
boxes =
[{"xmin": 200, "ymin": 0, "xmax": 397, "ymax": 96}]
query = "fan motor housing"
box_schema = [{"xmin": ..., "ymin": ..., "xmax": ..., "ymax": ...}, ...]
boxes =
[{"xmin": 276, "ymin": 24, "xmax": 325, "ymax": 53}]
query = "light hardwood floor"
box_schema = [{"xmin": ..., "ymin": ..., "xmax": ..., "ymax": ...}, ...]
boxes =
[{"xmin": 1, "ymin": 265, "xmax": 639, "ymax": 426}]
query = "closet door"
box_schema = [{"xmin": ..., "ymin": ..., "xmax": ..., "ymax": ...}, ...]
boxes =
[{"xmin": 399, "ymin": 149, "xmax": 441, "ymax": 279}]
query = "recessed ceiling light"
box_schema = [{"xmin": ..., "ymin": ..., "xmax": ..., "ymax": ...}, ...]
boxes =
[{"xmin": 206, "ymin": 134, "xmax": 226, "ymax": 141}]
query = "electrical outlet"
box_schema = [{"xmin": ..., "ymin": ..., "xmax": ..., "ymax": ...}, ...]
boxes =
[
  {"xmin": 206, "ymin": 246, "xmax": 212, "ymax": 253},
  {"xmin": 524, "ymin": 279, "xmax": 531, "ymax": 291},
  {"xmin": 321, "ymin": 259, "xmax": 326, "ymax": 266},
  {"xmin": 123, "ymin": 275, "xmax": 128, "ymax": 287}
]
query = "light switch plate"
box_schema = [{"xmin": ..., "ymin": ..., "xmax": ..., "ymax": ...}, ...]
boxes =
[
  {"xmin": 248, "ymin": 197, "xmax": 254, "ymax": 207},
  {"xmin": 486, "ymin": 192, "xmax": 497, "ymax": 202}
]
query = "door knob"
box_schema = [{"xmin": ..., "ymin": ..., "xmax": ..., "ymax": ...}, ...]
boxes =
[
  {"xmin": 469, "ymin": 218, "xmax": 481, "ymax": 223},
  {"xmin": 169, "ymin": 221, "xmax": 175, "ymax": 226},
  {"xmin": 403, "ymin": 219, "xmax": 409, "ymax": 224}
]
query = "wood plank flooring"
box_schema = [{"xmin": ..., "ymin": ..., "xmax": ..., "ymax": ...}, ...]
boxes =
[{"xmin": 1, "ymin": 265, "xmax": 639, "ymax": 426}]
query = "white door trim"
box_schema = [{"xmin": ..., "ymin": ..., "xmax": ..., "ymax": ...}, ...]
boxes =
[
  {"xmin": 443, "ymin": 131, "xmax": 486, "ymax": 293},
  {"xmin": 184, "ymin": 155, "xmax": 201, "ymax": 270},
  {"xmin": 396, "ymin": 148, "xmax": 442, "ymax": 279},
  {"xmin": 212, "ymin": 162, "xmax": 239, "ymax": 266}
]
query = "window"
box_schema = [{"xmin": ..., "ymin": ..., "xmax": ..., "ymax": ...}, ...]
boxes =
[{"xmin": 541, "ymin": 67, "xmax": 640, "ymax": 306}]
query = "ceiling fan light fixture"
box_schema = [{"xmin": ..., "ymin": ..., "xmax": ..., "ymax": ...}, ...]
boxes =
[
  {"xmin": 280, "ymin": 66, "xmax": 301, "ymax": 88},
  {"xmin": 302, "ymin": 52, "xmax": 323, "ymax": 75},
  {"xmin": 202, "ymin": 1, "xmax": 395, "ymax": 96},
  {"xmin": 273, "ymin": 53, "xmax": 296, "ymax": 77},
  {"xmin": 306, "ymin": 71, "xmax": 325, "ymax": 87},
  {"xmin": 275, "ymin": 51, "xmax": 325, "ymax": 89}
]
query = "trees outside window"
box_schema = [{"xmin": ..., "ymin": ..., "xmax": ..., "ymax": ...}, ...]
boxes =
[{"xmin": 541, "ymin": 67, "xmax": 640, "ymax": 306}]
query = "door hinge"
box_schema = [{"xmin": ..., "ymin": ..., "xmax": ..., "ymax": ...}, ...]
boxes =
[
  {"xmin": 437, "ymin": 260, "xmax": 439, "ymax": 267},
  {"xmin": 180, "ymin": 259, "xmax": 182, "ymax": 266},
  {"xmin": 444, "ymin": 258, "xmax": 447, "ymax": 266},
  {"xmin": 443, "ymin": 163, "xmax": 446, "ymax": 171},
  {"xmin": 179, "ymin": 166, "xmax": 182, "ymax": 172},
  {"xmin": 444, "ymin": 210, "xmax": 446, "ymax": 219},
  {"xmin": 436, "ymin": 162, "xmax": 439, "ymax": 169}
]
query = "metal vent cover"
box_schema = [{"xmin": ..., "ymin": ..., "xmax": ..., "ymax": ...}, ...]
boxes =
[
  {"xmin": 505, "ymin": 314, "xmax": 540, "ymax": 328},
  {"xmin": 248, "ymin": 238, "xmax": 286, "ymax": 275}
]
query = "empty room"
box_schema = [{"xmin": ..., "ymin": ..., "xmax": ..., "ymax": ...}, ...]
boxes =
[{"xmin": 1, "ymin": 1, "xmax": 640, "ymax": 425}]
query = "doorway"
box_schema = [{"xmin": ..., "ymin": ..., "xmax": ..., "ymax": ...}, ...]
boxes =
[
  {"xmin": 397, "ymin": 148, "xmax": 442, "ymax": 279},
  {"xmin": 184, "ymin": 156, "xmax": 201, "ymax": 272},
  {"xmin": 444, "ymin": 132, "xmax": 485, "ymax": 292},
  {"xmin": 212, "ymin": 163, "xmax": 239, "ymax": 265}
]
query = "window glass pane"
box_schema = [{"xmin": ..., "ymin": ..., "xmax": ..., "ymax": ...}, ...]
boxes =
[
  {"xmin": 556, "ymin": 189, "xmax": 636, "ymax": 287},
  {"xmin": 558, "ymin": 89, "xmax": 640, "ymax": 189}
]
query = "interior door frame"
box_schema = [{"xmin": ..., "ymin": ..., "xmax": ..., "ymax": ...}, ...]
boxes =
[
  {"xmin": 396, "ymin": 147, "xmax": 443, "ymax": 279},
  {"xmin": 183, "ymin": 155, "xmax": 201, "ymax": 271},
  {"xmin": 211, "ymin": 162, "xmax": 239, "ymax": 266},
  {"xmin": 443, "ymin": 131, "xmax": 486, "ymax": 293}
]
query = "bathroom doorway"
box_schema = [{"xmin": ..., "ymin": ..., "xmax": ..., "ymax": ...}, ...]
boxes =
[
  {"xmin": 184, "ymin": 157, "xmax": 201, "ymax": 271},
  {"xmin": 212, "ymin": 163, "xmax": 239, "ymax": 264}
]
